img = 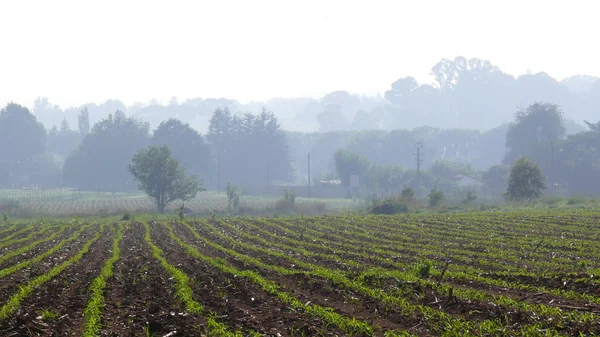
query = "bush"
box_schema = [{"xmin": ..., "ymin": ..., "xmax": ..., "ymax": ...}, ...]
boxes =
[
  {"xmin": 401, "ymin": 187, "xmax": 415, "ymax": 201},
  {"xmin": 370, "ymin": 198, "xmax": 409, "ymax": 215},
  {"xmin": 274, "ymin": 190, "xmax": 297, "ymax": 213},
  {"xmin": 226, "ymin": 183, "xmax": 241, "ymax": 212},
  {"xmin": 428, "ymin": 188, "xmax": 444, "ymax": 207}
]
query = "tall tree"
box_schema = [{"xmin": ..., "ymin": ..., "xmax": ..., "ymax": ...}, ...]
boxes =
[
  {"xmin": 63, "ymin": 112, "xmax": 150, "ymax": 190},
  {"xmin": 78, "ymin": 106, "xmax": 90, "ymax": 137},
  {"xmin": 207, "ymin": 107, "xmax": 293, "ymax": 188},
  {"xmin": 128, "ymin": 146, "xmax": 203, "ymax": 213},
  {"xmin": 0, "ymin": 103, "xmax": 46, "ymax": 165},
  {"xmin": 151, "ymin": 118, "xmax": 213, "ymax": 185},
  {"xmin": 504, "ymin": 102, "xmax": 566, "ymax": 165}
]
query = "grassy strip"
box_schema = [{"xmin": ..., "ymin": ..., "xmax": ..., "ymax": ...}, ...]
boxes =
[
  {"xmin": 0, "ymin": 225, "xmax": 67, "ymax": 265},
  {"xmin": 164, "ymin": 222, "xmax": 383, "ymax": 337},
  {"xmin": 0, "ymin": 223, "xmax": 107, "ymax": 319},
  {"xmin": 142, "ymin": 222, "xmax": 248, "ymax": 337},
  {"xmin": 82, "ymin": 223, "xmax": 125, "ymax": 337},
  {"xmin": 0, "ymin": 223, "xmax": 92, "ymax": 279}
]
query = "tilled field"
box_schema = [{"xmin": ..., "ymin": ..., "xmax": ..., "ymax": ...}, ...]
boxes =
[{"xmin": 0, "ymin": 209, "xmax": 599, "ymax": 336}]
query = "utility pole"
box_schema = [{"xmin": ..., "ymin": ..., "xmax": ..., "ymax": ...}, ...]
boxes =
[
  {"xmin": 414, "ymin": 142, "xmax": 424, "ymax": 188},
  {"xmin": 307, "ymin": 152, "xmax": 312, "ymax": 199}
]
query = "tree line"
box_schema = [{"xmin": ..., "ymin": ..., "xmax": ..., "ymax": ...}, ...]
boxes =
[
  {"xmin": 1, "ymin": 98, "xmax": 599, "ymax": 199},
  {"xmin": 27, "ymin": 56, "xmax": 600, "ymax": 136}
]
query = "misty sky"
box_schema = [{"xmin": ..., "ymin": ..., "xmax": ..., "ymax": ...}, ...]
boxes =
[{"xmin": 1, "ymin": 0, "xmax": 598, "ymax": 109}]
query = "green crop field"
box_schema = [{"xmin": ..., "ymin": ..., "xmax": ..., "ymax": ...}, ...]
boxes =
[{"xmin": 0, "ymin": 209, "xmax": 598, "ymax": 336}]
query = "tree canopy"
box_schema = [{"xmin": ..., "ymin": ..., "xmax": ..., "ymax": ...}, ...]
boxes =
[
  {"xmin": 207, "ymin": 108, "xmax": 293, "ymax": 189},
  {"xmin": 63, "ymin": 112, "xmax": 150, "ymax": 190},
  {"xmin": 505, "ymin": 157, "xmax": 546, "ymax": 201},
  {"xmin": 0, "ymin": 103, "xmax": 46, "ymax": 165},
  {"xmin": 151, "ymin": 118, "xmax": 213, "ymax": 185},
  {"xmin": 128, "ymin": 146, "xmax": 203, "ymax": 213}
]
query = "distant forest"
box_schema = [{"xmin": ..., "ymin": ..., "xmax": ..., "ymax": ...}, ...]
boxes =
[{"xmin": 1, "ymin": 56, "xmax": 600, "ymax": 197}]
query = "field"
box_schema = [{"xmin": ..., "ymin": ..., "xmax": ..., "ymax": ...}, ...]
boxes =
[
  {"xmin": 0, "ymin": 190, "xmax": 355, "ymax": 216},
  {"xmin": 0, "ymin": 210, "xmax": 599, "ymax": 336}
]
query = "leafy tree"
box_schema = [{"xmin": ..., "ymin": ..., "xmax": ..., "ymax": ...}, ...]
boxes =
[
  {"xmin": 0, "ymin": 103, "xmax": 47, "ymax": 166},
  {"xmin": 207, "ymin": 107, "xmax": 293, "ymax": 188},
  {"xmin": 128, "ymin": 146, "xmax": 203, "ymax": 213},
  {"xmin": 505, "ymin": 102, "xmax": 566, "ymax": 165},
  {"xmin": 151, "ymin": 118, "xmax": 213, "ymax": 185},
  {"xmin": 584, "ymin": 120, "xmax": 600, "ymax": 133},
  {"xmin": 63, "ymin": 112, "xmax": 150, "ymax": 190},
  {"xmin": 47, "ymin": 121, "xmax": 82, "ymax": 159},
  {"xmin": 482, "ymin": 165, "xmax": 510, "ymax": 196},
  {"xmin": 553, "ymin": 131, "xmax": 600, "ymax": 195},
  {"xmin": 428, "ymin": 188, "xmax": 444, "ymax": 207},
  {"xmin": 317, "ymin": 104, "xmax": 349, "ymax": 132},
  {"xmin": 333, "ymin": 149, "xmax": 372, "ymax": 187},
  {"xmin": 505, "ymin": 157, "xmax": 546, "ymax": 201}
]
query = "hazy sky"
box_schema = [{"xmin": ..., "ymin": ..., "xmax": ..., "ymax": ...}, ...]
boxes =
[{"xmin": 1, "ymin": 0, "xmax": 598, "ymax": 109}]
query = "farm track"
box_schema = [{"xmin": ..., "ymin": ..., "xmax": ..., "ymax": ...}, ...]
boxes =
[
  {"xmin": 100, "ymin": 222, "xmax": 204, "ymax": 336},
  {"xmin": 152, "ymin": 223, "xmax": 347, "ymax": 336},
  {"xmin": 0, "ymin": 224, "xmax": 112, "ymax": 336}
]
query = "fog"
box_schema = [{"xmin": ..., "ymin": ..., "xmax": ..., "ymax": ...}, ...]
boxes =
[{"xmin": 1, "ymin": 1, "xmax": 600, "ymax": 200}]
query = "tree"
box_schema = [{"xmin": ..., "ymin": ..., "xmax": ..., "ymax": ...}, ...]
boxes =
[
  {"xmin": 151, "ymin": 118, "xmax": 213, "ymax": 185},
  {"xmin": 78, "ymin": 106, "xmax": 90, "ymax": 137},
  {"xmin": 0, "ymin": 103, "xmax": 46, "ymax": 165},
  {"xmin": 63, "ymin": 112, "xmax": 150, "ymax": 190},
  {"xmin": 207, "ymin": 107, "xmax": 293, "ymax": 188},
  {"xmin": 482, "ymin": 165, "xmax": 510, "ymax": 196},
  {"xmin": 505, "ymin": 157, "xmax": 546, "ymax": 201},
  {"xmin": 333, "ymin": 149, "xmax": 372, "ymax": 187},
  {"xmin": 505, "ymin": 102, "xmax": 566, "ymax": 165},
  {"xmin": 128, "ymin": 146, "xmax": 203, "ymax": 213}
]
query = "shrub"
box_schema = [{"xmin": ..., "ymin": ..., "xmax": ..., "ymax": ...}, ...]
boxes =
[
  {"xmin": 274, "ymin": 190, "xmax": 297, "ymax": 213},
  {"xmin": 401, "ymin": 187, "xmax": 415, "ymax": 201},
  {"xmin": 428, "ymin": 188, "xmax": 444, "ymax": 207},
  {"xmin": 370, "ymin": 201, "xmax": 408, "ymax": 215},
  {"xmin": 226, "ymin": 183, "xmax": 241, "ymax": 212},
  {"xmin": 370, "ymin": 195, "xmax": 409, "ymax": 215},
  {"xmin": 461, "ymin": 190, "xmax": 477, "ymax": 204}
]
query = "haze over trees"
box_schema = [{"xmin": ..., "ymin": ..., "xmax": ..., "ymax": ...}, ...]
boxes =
[{"xmin": 1, "ymin": 55, "xmax": 600, "ymax": 200}]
